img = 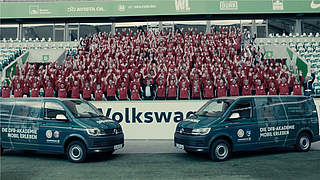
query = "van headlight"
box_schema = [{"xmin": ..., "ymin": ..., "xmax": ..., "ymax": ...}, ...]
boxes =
[
  {"xmin": 86, "ymin": 128, "xmax": 106, "ymax": 136},
  {"xmin": 191, "ymin": 128, "xmax": 211, "ymax": 135}
]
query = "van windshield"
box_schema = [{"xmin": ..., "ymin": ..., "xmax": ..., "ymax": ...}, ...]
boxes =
[
  {"xmin": 196, "ymin": 99, "xmax": 234, "ymax": 117},
  {"xmin": 62, "ymin": 100, "xmax": 104, "ymax": 118}
]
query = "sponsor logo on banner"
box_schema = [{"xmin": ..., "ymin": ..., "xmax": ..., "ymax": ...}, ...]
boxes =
[
  {"xmin": 311, "ymin": 0, "xmax": 320, "ymax": 9},
  {"xmin": 46, "ymin": 130, "xmax": 52, "ymax": 138},
  {"xmin": 105, "ymin": 107, "xmax": 194, "ymax": 123},
  {"xmin": 175, "ymin": 0, "xmax": 191, "ymax": 11},
  {"xmin": 220, "ymin": 1, "xmax": 238, "ymax": 10},
  {"xmin": 272, "ymin": 0, "xmax": 284, "ymax": 10},
  {"xmin": 29, "ymin": 5, "xmax": 39, "ymax": 15}
]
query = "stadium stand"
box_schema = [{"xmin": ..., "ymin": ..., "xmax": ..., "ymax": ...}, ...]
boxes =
[
  {"xmin": 0, "ymin": 27, "xmax": 309, "ymax": 100},
  {"xmin": 255, "ymin": 35, "xmax": 320, "ymax": 95}
]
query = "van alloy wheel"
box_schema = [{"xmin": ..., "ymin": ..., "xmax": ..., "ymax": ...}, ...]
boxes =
[
  {"xmin": 67, "ymin": 141, "xmax": 87, "ymax": 163},
  {"xmin": 210, "ymin": 139, "xmax": 231, "ymax": 161},
  {"xmin": 296, "ymin": 133, "xmax": 311, "ymax": 152}
]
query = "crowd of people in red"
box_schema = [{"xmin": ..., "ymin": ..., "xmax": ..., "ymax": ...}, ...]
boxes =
[{"xmin": 1, "ymin": 27, "xmax": 304, "ymax": 100}]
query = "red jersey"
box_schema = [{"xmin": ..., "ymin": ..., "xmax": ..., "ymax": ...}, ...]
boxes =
[
  {"xmin": 119, "ymin": 87, "xmax": 128, "ymax": 100},
  {"xmin": 71, "ymin": 86, "xmax": 80, "ymax": 98},
  {"xmin": 293, "ymin": 84, "xmax": 302, "ymax": 95},
  {"xmin": 31, "ymin": 88, "xmax": 39, "ymax": 97},
  {"xmin": 157, "ymin": 85, "xmax": 166, "ymax": 98},
  {"xmin": 131, "ymin": 89, "xmax": 140, "ymax": 100},
  {"xmin": 279, "ymin": 83, "xmax": 289, "ymax": 95},
  {"xmin": 230, "ymin": 84, "xmax": 239, "ymax": 96},
  {"xmin": 45, "ymin": 86, "xmax": 54, "ymax": 97},
  {"xmin": 191, "ymin": 85, "xmax": 201, "ymax": 98},
  {"xmin": 95, "ymin": 89, "xmax": 103, "ymax": 101},
  {"xmin": 204, "ymin": 85, "xmax": 214, "ymax": 99},
  {"xmin": 242, "ymin": 85, "xmax": 251, "ymax": 96},
  {"xmin": 14, "ymin": 88, "xmax": 23, "ymax": 98},
  {"xmin": 256, "ymin": 85, "xmax": 265, "ymax": 95},
  {"xmin": 2, "ymin": 87, "xmax": 10, "ymax": 98},
  {"xmin": 83, "ymin": 87, "xmax": 92, "ymax": 99},
  {"xmin": 58, "ymin": 88, "xmax": 67, "ymax": 98},
  {"xmin": 269, "ymin": 87, "xmax": 277, "ymax": 95},
  {"xmin": 168, "ymin": 85, "xmax": 177, "ymax": 97},
  {"xmin": 217, "ymin": 86, "xmax": 226, "ymax": 97},
  {"xmin": 179, "ymin": 87, "xmax": 189, "ymax": 99},
  {"xmin": 106, "ymin": 84, "xmax": 116, "ymax": 97}
]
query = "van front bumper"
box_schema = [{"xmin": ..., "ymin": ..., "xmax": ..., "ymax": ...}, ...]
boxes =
[
  {"xmin": 87, "ymin": 133, "xmax": 124, "ymax": 153},
  {"xmin": 174, "ymin": 132, "xmax": 209, "ymax": 152}
]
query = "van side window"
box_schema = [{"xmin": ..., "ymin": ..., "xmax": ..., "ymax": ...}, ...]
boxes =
[
  {"xmin": 12, "ymin": 101, "xmax": 41, "ymax": 119},
  {"xmin": 45, "ymin": 102, "xmax": 66, "ymax": 120},
  {"xmin": 255, "ymin": 97, "xmax": 286, "ymax": 122},
  {"xmin": 0, "ymin": 101, "xmax": 14, "ymax": 118},
  {"xmin": 230, "ymin": 100, "xmax": 252, "ymax": 119},
  {"xmin": 281, "ymin": 97, "xmax": 312, "ymax": 119}
]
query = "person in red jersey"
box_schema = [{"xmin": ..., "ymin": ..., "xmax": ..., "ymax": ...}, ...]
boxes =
[
  {"xmin": 45, "ymin": 81, "xmax": 54, "ymax": 97},
  {"xmin": 216, "ymin": 80, "xmax": 227, "ymax": 97},
  {"xmin": 71, "ymin": 81, "xmax": 81, "ymax": 99},
  {"xmin": 14, "ymin": 83, "xmax": 23, "ymax": 98},
  {"xmin": 191, "ymin": 80, "xmax": 201, "ymax": 100},
  {"xmin": 131, "ymin": 84, "xmax": 141, "ymax": 101},
  {"xmin": 118, "ymin": 82, "xmax": 128, "ymax": 100},
  {"xmin": 268, "ymin": 82, "xmax": 277, "ymax": 95},
  {"xmin": 230, "ymin": 79, "xmax": 239, "ymax": 96},
  {"xmin": 255, "ymin": 80, "xmax": 266, "ymax": 95},
  {"xmin": 241, "ymin": 79, "xmax": 251, "ymax": 96},
  {"xmin": 203, "ymin": 80, "xmax": 214, "ymax": 99},
  {"xmin": 31, "ymin": 82, "xmax": 40, "ymax": 97},
  {"xmin": 94, "ymin": 84, "xmax": 104, "ymax": 101},
  {"xmin": 156, "ymin": 78, "xmax": 166, "ymax": 100},
  {"xmin": 292, "ymin": 78, "xmax": 302, "ymax": 95},
  {"xmin": 58, "ymin": 83, "xmax": 67, "ymax": 98},
  {"xmin": 167, "ymin": 80, "xmax": 177, "ymax": 100},
  {"xmin": 1, "ymin": 80, "xmax": 11, "ymax": 98},
  {"xmin": 106, "ymin": 79, "xmax": 117, "ymax": 101},
  {"xmin": 82, "ymin": 82, "xmax": 92, "ymax": 101},
  {"xmin": 179, "ymin": 81, "xmax": 189, "ymax": 100},
  {"xmin": 279, "ymin": 77, "xmax": 289, "ymax": 95}
]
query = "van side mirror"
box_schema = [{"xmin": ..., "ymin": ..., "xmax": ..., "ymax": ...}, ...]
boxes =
[
  {"xmin": 229, "ymin": 112, "xmax": 240, "ymax": 120},
  {"xmin": 97, "ymin": 108, "xmax": 103, "ymax": 114},
  {"xmin": 56, "ymin": 114, "xmax": 68, "ymax": 121}
]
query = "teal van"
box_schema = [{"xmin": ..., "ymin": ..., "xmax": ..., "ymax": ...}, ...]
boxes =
[
  {"xmin": 0, "ymin": 98, "xmax": 124, "ymax": 163},
  {"xmin": 174, "ymin": 96, "xmax": 320, "ymax": 161}
]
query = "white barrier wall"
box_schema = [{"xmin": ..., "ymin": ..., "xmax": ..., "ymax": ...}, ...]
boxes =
[{"xmin": 90, "ymin": 100, "xmax": 207, "ymax": 139}]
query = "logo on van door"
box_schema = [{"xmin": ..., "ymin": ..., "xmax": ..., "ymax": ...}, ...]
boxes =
[
  {"xmin": 237, "ymin": 129, "xmax": 244, "ymax": 138},
  {"xmin": 53, "ymin": 131, "xmax": 59, "ymax": 138},
  {"xmin": 46, "ymin": 130, "xmax": 52, "ymax": 138}
]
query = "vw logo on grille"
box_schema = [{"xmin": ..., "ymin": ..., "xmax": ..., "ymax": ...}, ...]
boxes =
[
  {"xmin": 114, "ymin": 129, "xmax": 118, "ymax": 134},
  {"xmin": 180, "ymin": 128, "xmax": 184, "ymax": 134}
]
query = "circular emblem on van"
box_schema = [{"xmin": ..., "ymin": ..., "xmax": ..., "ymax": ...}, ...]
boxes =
[
  {"xmin": 180, "ymin": 128, "xmax": 184, "ymax": 134},
  {"xmin": 46, "ymin": 130, "xmax": 52, "ymax": 138},
  {"xmin": 237, "ymin": 129, "xmax": 244, "ymax": 138},
  {"xmin": 114, "ymin": 129, "xmax": 118, "ymax": 135},
  {"xmin": 53, "ymin": 131, "xmax": 59, "ymax": 138}
]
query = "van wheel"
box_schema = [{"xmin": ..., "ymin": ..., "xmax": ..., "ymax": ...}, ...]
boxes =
[
  {"xmin": 67, "ymin": 141, "xmax": 87, "ymax": 163},
  {"xmin": 296, "ymin": 133, "xmax": 311, "ymax": 152},
  {"xmin": 210, "ymin": 139, "xmax": 231, "ymax": 161}
]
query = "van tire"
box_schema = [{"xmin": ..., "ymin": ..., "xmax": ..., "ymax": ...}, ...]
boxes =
[
  {"xmin": 295, "ymin": 133, "xmax": 311, "ymax": 152},
  {"xmin": 210, "ymin": 139, "xmax": 231, "ymax": 161},
  {"xmin": 67, "ymin": 141, "xmax": 87, "ymax": 163}
]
